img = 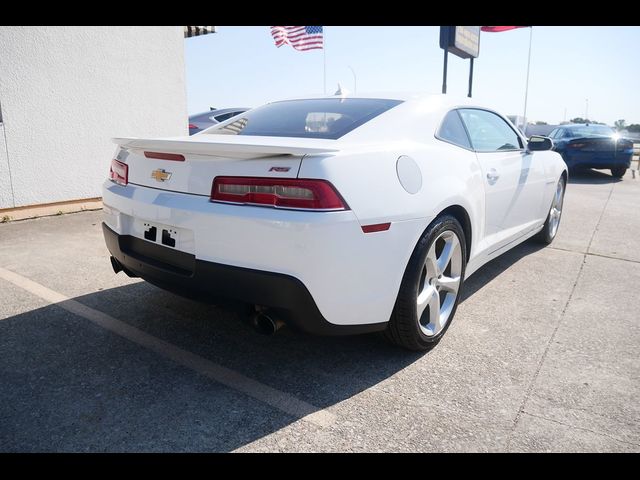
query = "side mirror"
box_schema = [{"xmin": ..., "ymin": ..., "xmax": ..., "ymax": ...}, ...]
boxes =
[{"xmin": 527, "ymin": 135, "xmax": 553, "ymax": 152}]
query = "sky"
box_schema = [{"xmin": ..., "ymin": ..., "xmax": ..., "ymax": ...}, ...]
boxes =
[{"xmin": 184, "ymin": 26, "xmax": 640, "ymax": 126}]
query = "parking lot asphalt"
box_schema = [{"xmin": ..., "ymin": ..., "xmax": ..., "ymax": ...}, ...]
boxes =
[{"xmin": 1, "ymin": 169, "xmax": 639, "ymax": 452}]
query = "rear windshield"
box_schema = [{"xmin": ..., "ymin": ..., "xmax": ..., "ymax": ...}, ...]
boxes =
[
  {"xmin": 567, "ymin": 125, "xmax": 615, "ymax": 138},
  {"xmin": 203, "ymin": 98, "xmax": 403, "ymax": 140}
]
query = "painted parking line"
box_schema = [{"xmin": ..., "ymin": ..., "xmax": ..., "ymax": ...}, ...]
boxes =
[{"xmin": 0, "ymin": 266, "xmax": 336, "ymax": 428}]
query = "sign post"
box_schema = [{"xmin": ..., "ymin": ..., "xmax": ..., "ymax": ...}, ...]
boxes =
[{"xmin": 439, "ymin": 26, "xmax": 481, "ymax": 97}]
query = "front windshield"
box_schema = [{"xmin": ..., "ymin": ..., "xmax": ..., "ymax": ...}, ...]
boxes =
[{"xmin": 567, "ymin": 125, "xmax": 615, "ymax": 138}]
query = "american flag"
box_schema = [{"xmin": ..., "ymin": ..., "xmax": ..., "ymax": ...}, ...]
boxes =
[{"xmin": 270, "ymin": 26, "xmax": 323, "ymax": 51}]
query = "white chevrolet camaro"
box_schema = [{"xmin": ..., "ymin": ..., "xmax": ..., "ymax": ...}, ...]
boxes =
[{"xmin": 103, "ymin": 93, "xmax": 567, "ymax": 351}]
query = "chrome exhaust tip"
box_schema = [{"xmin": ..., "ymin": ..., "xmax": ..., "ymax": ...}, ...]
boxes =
[
  {"xmin": 110, "ymin": 256, "xmax": 138, "ymax": 278},
  {"xmin": 251, "ymin": 310, "xmax": 285, "ymax": 335},
  {"xmin": 110, "ymin": 256, "xmax": 123, "ymax": 274}
]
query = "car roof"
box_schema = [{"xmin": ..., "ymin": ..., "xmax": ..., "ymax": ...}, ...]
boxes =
[
  {"xmin": 199, "ymin": 93, "xmax": 521, "ymax": 144},
  {"xmin": 266, "ymin": 91, "xmax": 476, "ymax": 106},
  {"xmin": 238, "ymin": 93, "xmax": 517, "ymax": 144},
  {"xmin": 561, "ymin": 124, "xmax": 612, "ymax": 128}
]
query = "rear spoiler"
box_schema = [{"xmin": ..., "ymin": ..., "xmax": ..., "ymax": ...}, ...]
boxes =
[{"xmin": 112, "ymin": 136, "xmax": 339, "ymax": 159}]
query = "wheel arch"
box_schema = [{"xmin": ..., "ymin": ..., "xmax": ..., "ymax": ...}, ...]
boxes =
[
  {"xmin": 436, "ymin": 204, "xmax": 472, "ymax": 264},
  {"xmin": 404, "ymin": 203, "xmax": 473, "ymax": 270}
]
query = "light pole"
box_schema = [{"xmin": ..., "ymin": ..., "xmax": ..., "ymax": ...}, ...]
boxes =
[
  {"xmin": 522, "ymin": 27, "xmax": 533, "ymax": 129},
  {"xmin": 347, "ymin": 65, "xmax": 357, "ymax": 94},
  {"xmin": 585, "ymin": 98, "xmax": 589, "ymax": 121}
]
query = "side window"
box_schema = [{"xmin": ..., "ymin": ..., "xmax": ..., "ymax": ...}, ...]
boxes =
[
  {"xmin": 549, "ymin": 128, "xmax": 559, "ymax": 139},
  {"xmin": 458, "ymin": 109, "xmax": 523, "ymax": 152},
  {"xmin": 437, "ymin": 110, "xmax": 471, "ymax": 149},
  {"xmin": 213, "ymin": 112, "xmax": 240, "ymax": 123}
]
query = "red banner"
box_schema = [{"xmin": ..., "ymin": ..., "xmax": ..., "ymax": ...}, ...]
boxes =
[{"xmin": 481, "ymin": 26, "xmax": 529, "ymax": 32}]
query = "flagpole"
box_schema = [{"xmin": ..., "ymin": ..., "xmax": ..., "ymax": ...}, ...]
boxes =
[
  {"xmin": 522, "ymin": 26, "xmax": 533, "ymax": 130},
  {"xmin": 323, "ymin": 27, "xmax": 327, "ymax": 94}
]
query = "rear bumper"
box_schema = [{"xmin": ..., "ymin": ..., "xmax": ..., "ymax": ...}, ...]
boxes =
[
  {"xmin": 103, "ymin": 222, "xmax": 386, "ymax": 336},
  {"xmin": 102, "ymin": 181, "xmax": 429, "ymax": 330},
  {"xmin": 561, "ymin": 150, "xmax": 632, "ymax": 169}
]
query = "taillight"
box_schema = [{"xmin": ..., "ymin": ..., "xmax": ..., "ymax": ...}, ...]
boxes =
[
  {"xmin": 211, "ymin": 177, "xmax": 349, "ymax": 211},
  {"xmin": 109, "ymin": 159, "xmax": 128, "ymax": 186}
]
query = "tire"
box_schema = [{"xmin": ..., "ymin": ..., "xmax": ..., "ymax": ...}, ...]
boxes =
[
  {"xmin": 611, "ymin": 167, "xmax": 627, "ymax": 178},
  {"xmin": 534, "ymin": 176, "xmax": 566, "ymax": 244},
  {"xmin": 385, "ymin": 215, "xmax": 466, "ymax": 351}
]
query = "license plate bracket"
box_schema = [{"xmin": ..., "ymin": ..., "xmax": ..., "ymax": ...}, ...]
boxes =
[{"xmin": 139, "ymin": 221, "xmax": 180, "ymax": 249}]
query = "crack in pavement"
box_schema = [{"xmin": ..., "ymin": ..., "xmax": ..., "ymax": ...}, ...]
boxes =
[
  {"xmin": 520, "ymin": 411, "xmax": 640, "ymax": 449},
  {"xmin": 548, "ymin": 246, "xmax": 640, "ymax": 265},
  {"xmin": 505, "ymin": 181, "xmax": 617, "ymax": 452}
]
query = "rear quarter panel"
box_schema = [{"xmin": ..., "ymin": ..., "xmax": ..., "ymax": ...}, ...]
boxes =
[{"xmin": 298, "ymin": 136, "xmax": 486, "ymax": 298}]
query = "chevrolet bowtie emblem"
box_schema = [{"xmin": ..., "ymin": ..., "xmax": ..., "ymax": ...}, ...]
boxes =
[{"xmin": 151, "ymin": 169, "xmax": 172, "ymax": 182}]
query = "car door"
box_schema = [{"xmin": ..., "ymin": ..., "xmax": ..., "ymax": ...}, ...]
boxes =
[{"xmin": 458, "ymin": 108, "xmax": 547, "ymax": 252}]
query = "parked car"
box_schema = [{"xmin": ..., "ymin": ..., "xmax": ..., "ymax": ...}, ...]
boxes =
[
  {"xmin": 103, "ymin": 94, "xmax": 567, "ymax": 351},
  {"xmin": 188, "ymin": 107, "xmax": 249, "ymax": 135},
  {"xmin": 548, "ymin": 124, "xmax": 634, "ymax": 178}
]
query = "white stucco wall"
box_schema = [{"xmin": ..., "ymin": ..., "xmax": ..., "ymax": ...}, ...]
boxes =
[
  {"xmin": 0, "ymin": 26, "xmax": 187, "ymax": 209},
  {"xmin": 0, "ymin": 125, "xmax": 13, "ymax": 209}
]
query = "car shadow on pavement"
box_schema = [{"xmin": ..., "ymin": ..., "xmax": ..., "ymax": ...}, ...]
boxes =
[
  {"xmin": 0, "ymin": 237, "xmax": 547, "ymax": 453},
  {"xmin": 0, "ymin": 279, "xmax": 422, "ymax": 452},
  {"xmin": 567, "ymin": 168, "xmax": 623, "ymax": 184},
  {"xmin": 460, "ymin": 239, "xmax": 545, "ymax": 302}
]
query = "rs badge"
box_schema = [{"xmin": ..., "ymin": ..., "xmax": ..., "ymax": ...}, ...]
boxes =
[{"xmin": 151, "ymin": 169, "xmax": 172, "ymax": 182}]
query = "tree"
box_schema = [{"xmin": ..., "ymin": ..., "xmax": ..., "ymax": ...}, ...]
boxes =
[
  {"xmin": 627, "ymin": 124, "xmax": 640, "ymax": 133},
  {"xmin": 535, "ymin": 121, "xmax": 548, "ymax": 125},
  {"xmin": 569, "ymin": 117, "xmax": 603, "ymax": 125},
  {"xmin": 614, "ymin": 119, "xmax": 626, "ymax": 131}
]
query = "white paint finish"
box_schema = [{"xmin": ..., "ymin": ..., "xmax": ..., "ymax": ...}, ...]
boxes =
[
  {"xmin": 103, "ymin": 93, "xmax": 567, "ymax": 328},
  {"xmin": 103, "ymin": 181, "xmax": 428, "ymax": 326},
  {"xmin": 0, "ymin": 265, "xmax": 336, "ymax": 428},
  {"xmin": 396, "ymin": 155, "xmax": 422, "ymax": 194},
  {"xmin": 0, "ymin": 26, "xmax": 187, "ymax": 208}
]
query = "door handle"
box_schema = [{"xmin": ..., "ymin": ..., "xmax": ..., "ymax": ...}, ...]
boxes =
[{"xmin": 486, "ymin": 169, "xmax": 500, "ymax": 184}]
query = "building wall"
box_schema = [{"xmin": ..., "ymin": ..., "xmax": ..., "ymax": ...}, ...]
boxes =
[
  {"xmin": 0, "ymin": 26, "xmax": 187, "ymax": 209},
  {"xmin": 525, "ymin": 124, "xmax": 558, "ymax": 137},
  {"xmin": 0, "ymin": 124, "xmax": 13, "ymax": 209}
]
